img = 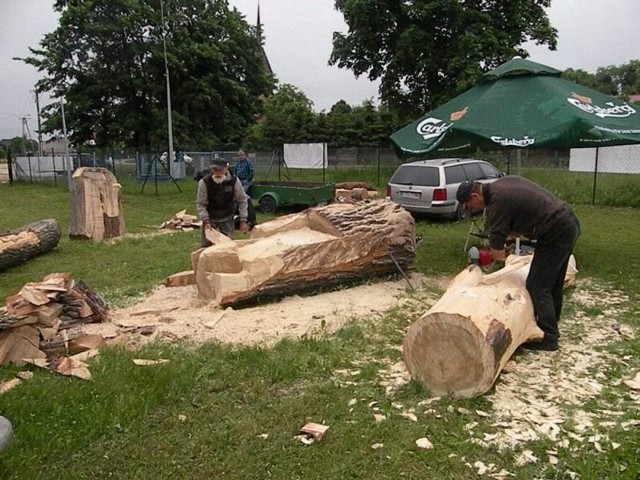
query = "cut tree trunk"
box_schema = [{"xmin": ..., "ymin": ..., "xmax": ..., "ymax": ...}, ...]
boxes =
[
  {"xmin": 193, "ymin": 199, "xmax": 417, "ymax": 306},
  {"xmin": 69, "ymin": 167, "xmax": 124, "ymax": 241},
  {"xmin": 0, "ymin": 219, "xmax": 61, "ymax": 272},
  {"xmin": 402, "ymin": 255, "xmax": 544, "ymax": 399}
]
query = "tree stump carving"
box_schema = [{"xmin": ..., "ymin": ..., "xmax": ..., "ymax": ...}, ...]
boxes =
[
  {"xmin": 193, "ymin": 200, "xmax": 417, "ymax": 306},
  {"xmin": 403, "ymin": 255, "xmax": 546, "ymax": 398},
  {"xmin": 69, "ymin": 167, "xmax": 124, "ymax": 241}
]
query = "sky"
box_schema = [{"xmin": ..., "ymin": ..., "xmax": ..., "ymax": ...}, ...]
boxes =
[{"xmin": 1, "ymin": 0, "xmax": 639, "ymax": 140}]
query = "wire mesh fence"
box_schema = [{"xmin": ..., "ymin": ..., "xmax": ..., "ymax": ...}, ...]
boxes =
[{"xmin": 5, "ymin": 145, "xmax": 639, "ymax": 207}]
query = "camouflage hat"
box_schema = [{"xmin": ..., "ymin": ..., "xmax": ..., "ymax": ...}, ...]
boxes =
[{"xmin": 210, "ymin": 158, "xmax": 229, "ymax": 171}]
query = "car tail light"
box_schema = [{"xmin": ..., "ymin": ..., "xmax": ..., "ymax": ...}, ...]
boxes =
[
  {"xmin": 385, "ymin": 184, "xmax": 391, "ymax": 198},
  {"xmin": 432, "ymin": 188, "xmax": 447, "ymax": 201}
]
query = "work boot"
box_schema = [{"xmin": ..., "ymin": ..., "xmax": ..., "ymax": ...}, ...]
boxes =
[
  {"xmin": 0, "ymin": 416, "xmax": 12, "ymax": 452},
  {"xmin": 520, "ymin": 339, "xmax": 559, "ymax": 352}
]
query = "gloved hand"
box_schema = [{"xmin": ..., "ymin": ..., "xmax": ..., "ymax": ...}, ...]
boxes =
[{"xmin": 481, "ymin": 260, "xmax": 505, "ymax": 274}]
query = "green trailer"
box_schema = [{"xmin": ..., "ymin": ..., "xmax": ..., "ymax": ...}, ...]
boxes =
[{"xmin": 249, "ymin": 181, "xmax": 336, "ymax": 214}]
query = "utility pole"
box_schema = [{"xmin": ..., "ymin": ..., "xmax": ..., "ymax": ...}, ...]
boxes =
[
  {"xmin": 33, "ymin": 89, "xmax": 43, "ymax": 156},
  {"xmin": 21, "ymin": 117, "xmax": 28, "ymax": 154},
  {"xmin": 160, "ymin": 0, "xmax": 174, "ymax": 174},
  {"xmin": 60, "ymin": 99, "xmax": 72, "ymax": 191}
]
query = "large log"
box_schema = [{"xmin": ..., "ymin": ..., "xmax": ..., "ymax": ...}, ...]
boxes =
[
  {"xmin": 0, "ymin": 219, "xmax": 61, "ymax": 272},
  {"xmin": 69, "ymin": 167, "xmax": 124, "ymax": 241},
  {"xmin": 193, "ymin": 199, "xmax": 417, "ymax": 306},
  {"xmin": 403, "ymin": 255, "xmax": 544, "ymax": 399}
]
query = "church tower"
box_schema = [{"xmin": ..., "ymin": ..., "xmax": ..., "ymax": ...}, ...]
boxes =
[{"xmin": 256, "ymin": 3, "xmax": 273, "ymax": 77}]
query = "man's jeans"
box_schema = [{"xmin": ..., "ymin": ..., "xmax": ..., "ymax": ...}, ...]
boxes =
[{"xmin": 525, "ymin": 212, "xmax": 581, "ymax": 343}]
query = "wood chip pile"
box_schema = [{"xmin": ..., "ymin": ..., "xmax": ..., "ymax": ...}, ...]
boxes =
[
  {"xmin": 159, "ymin": 210, "xmax": 200, "ymax": 231},
  {"xmin": 0, "ymin": 273, "xmax": 109, "ymax": 367}
]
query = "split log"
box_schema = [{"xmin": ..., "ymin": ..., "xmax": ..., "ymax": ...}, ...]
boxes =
[
  {"xmin": 164, "ymin": 270, "xmax": 196, "ymax": 287},
  {"xmin": 0, "ymin": 219, "xmax": 61, "ymax": 272},
  {"xmin": 403, "ymin": 255, "xmax": 544, "ymax": 399},
  {"xmin": 0, "ymin": 274, "xmax": 109, "ymax": 365},
  {"xmin": 193, "ymin": 199, "xmax": 417, "ymax": 306},
  {"xmin": 69, "ymin": 167, "xmax": 124, "ymax": 241}
]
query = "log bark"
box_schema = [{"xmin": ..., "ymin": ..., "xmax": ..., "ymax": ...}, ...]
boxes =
[
  {"xmin": 69, "ymin": 167, "xmax": 124, "ymax": 241},
  {"xmin": 402, "ymin": 255, "xmax": 544, "ymax": 399},
  {"xmin": 0, "ymin": 219, "xmax": 61, "ymax": 272},
  {"xmin": 194, "ymin": 199, "xmax": 417, "ymax": 306}
]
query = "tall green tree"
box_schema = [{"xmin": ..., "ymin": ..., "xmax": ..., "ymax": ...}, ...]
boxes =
[
  {"xmin": 562, "ymin": 68, "xmax": 600, "ymax": 90},
  {"xmin": 562, "ymin": 61, "xmax": 640, "ymax": 97},
  {"xmin": 330, "ymin": 0, "xmax": 557, "ymax": 120},
  {"xmin": 21, "ymin": 0, "xmax": 275, "ymax": 150},
  {"xmin": 246, "ymin": 84, "xmax": 317, "ymax": 149}
]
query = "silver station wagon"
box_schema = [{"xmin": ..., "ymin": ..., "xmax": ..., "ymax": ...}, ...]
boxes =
[{"xmin": 386, "ymin": 158, "xmax": 503, "ymax": 220}]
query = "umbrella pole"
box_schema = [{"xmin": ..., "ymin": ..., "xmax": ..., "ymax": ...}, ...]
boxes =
[{"xmin": 591, "ymin": 147, "xmax": 599, "ymax": 205}]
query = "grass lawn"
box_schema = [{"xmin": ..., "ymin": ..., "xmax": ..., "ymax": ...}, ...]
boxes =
[{"xmin": 0, "ymin": 178, "xmax": 639, "ymax": 479}]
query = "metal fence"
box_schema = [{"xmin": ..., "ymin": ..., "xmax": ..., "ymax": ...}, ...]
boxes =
[{"xmin": 6, "ymin": 145, "xmax": 640, "ymax": 207}]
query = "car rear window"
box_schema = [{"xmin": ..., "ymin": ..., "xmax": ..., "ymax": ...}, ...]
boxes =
[{"xmin": 390, "ymin": 165, "xmax": 440, "ymax": 186}]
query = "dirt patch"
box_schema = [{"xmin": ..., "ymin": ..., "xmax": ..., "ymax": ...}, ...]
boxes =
[{"xmin": 104, "ymin": 274, "xmax": 432, "ymax": 348}]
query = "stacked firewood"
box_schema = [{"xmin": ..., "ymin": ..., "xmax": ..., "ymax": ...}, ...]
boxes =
[
  {"xmin": 159, "ymin": 210, "xmax": 200, "ymax": 231},
  {"xmin": 333, "ymin": 182, "xmax": 381, "ymax": 204},
  {"xmin": 0, "ymin": 273, "xmax": 109, "ymax": 366}
]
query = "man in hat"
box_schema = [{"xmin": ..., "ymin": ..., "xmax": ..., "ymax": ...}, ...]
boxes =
[
  {"xmin": 196, "ymin": 158, "xmax": 249, "ymax": 246},
  {"xmin": 456, "ymin": 176, "xmax": 580, "ymax": 351}
]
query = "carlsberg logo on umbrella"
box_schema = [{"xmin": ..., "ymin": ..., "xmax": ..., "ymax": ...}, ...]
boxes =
[
  {"xmin": 490, "ymin": 136, "xmax": 536, "ymax": 147},
  {"xmin": 416, "ymin": 117, "xmax": 452, "ymax": 140},
  {"xmin": 567, "ymin": 93, "xmax": 636, "ymax": 118}
]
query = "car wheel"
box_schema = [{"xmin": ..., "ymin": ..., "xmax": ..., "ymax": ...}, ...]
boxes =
[
  {"xmin": 453, "ymin": 202, "xmax": 468, "ymax": 221},
  {"xmin": 259, "ymin": 195, "xmax": 277, "ymax": 214}
]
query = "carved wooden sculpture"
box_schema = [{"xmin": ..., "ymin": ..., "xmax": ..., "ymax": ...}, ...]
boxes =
[
  {"xmin": 69, "ymin": 167, "xmax": 124, "ymax": 241},
  {"xmin": 193, "ymin": 200, "xmax": 417, "ymax": 306},
  {"xmin": 403, "ymin": 255, "xmax": 545, "ymax": 398}
]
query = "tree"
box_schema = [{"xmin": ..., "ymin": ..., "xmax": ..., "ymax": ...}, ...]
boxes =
[
  {"xmin": 562, "ymin": 61, "xmax": 640, "ymax": 97},
  {"xmin": 562, "ymin": 68, "xmax": 600, "ymax": 90},
  {"xmin": 21, "ymin": 0, "xmax": 275, "ymax": 151},
  {"xmin": 0, "ymin": 137, "xmax": 39, "ymax": 156},
  {"xmin": 246, "ymin": 84, "xmax": 317, "ymax": 149},
  {"xmin": 330, "ymin": 0, "xmax": 557, "ymax": 120}
]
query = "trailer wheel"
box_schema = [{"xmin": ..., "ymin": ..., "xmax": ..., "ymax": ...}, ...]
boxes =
[{"xmin": 259, "ymin": 195, "xmax": 277, "ymax": 214}]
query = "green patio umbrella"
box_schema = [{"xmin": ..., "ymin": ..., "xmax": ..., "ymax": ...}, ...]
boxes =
[{"xmin": 390, "ymin": 57, "xmax": 640, "ymax": 157}]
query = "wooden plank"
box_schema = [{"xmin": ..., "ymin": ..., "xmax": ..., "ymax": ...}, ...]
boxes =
[
  {"xmin": 19, "ymin": 286, "xmax": 51, "ymax": 306},
  {"xmin": 164, "ymin": 270, "xmax": 196, "ymax": 287}
]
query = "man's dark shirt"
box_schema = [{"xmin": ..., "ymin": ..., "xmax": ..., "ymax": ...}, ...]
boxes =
[{"xmin": 483, "ymin": 176, "xmax": 572, "ymax": 250}]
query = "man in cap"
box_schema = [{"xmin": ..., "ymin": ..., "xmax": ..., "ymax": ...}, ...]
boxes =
[
  {"xmin": 456, "ymin": 176, "xmax": 580, "ymax": 351},
  {"xmin": 196, "ymin": 158, "xmax": 249, "ymax": 246}
]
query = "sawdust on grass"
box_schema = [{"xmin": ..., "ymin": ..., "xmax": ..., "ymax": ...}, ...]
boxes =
[{"xmin": 106, "ymin": 274, "xmax": 429, "ymax": 348}]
